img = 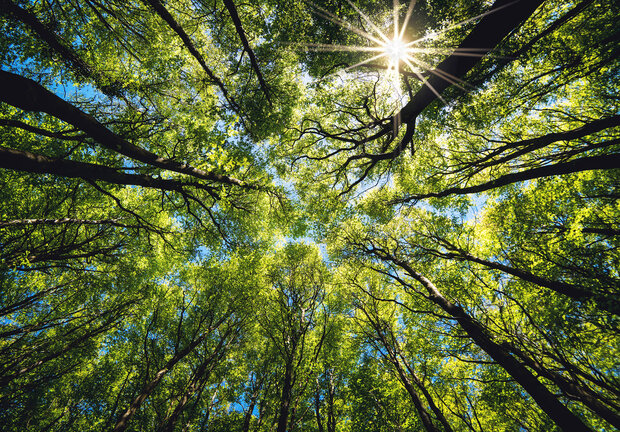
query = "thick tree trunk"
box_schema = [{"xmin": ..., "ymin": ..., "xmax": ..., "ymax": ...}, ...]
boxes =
[
  {"xmin": 400, "ymin": 0, "xmax": 545, "ymax": 124},
  {"xmin": 470, "ymin": 0, "xmax": 596, "ymax": 87},
  {"xmin": 0, "ymin": 145, "xmax": 217, "ymax": 196},
  {"xmin": 408, "ymin": 268, "xmax": 592, "ymax": 431},
  {"xmin": 505, "ymin": 342, "xmax": 620, "ymax": 429}
]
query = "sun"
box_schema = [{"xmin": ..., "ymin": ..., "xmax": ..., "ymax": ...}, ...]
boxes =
[{"xmin": 384, "ymin": 38, "xmax": 407, "ymax": 70}]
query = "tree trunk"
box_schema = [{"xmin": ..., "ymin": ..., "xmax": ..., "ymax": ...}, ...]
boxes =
[
  {"xmin": 159, "ymin": 329, "xmax": 235, "ymax": 432},
  {"xmin": 505, "ymin": 342, "xmax": 620, "ymax": 429},
  {"xmin": 453, "ymin": 114, "xmax": 620, "ymax": 173},
  {"xmin": 314, "ymin": 379, "xmax": 325, "ymax": 432},
  {"xmin": 399, "ymin": 0, "xmax": 545, "ymax": 124},
  {"xmin": 114, "ymin": 318, "xmax": 227, "ymax": 432},
  {"xmin": 393, "ymin": 361, "xmax": 441, "ymax": 432},
  {"xmin": 242, "ymin": 389, "xmax": 259, "ymax": 432},
  {"xmin": 222, "ymin": 0, "xmax": 271, "ymax": 102},
  {"xmin": 0, "ymin": 145, "xmax": 217, "ymax": 196},
  {"xmin": 326, "ymin": 369, "xmax": 336, "ymax": 432},
  {"xmin": 276, "ymin": 362, "xmax": 294, "ymax": 432},
  {"xmin": 140, "ymin": 0, "xmax": 239, "ymax": 111},
  {"xmin": 0, "ymin": 0, "xmax": 94, "ymax": 79},
  {"xmin": 409, "ymin": 371, "xmax": 454, "ymax": 432},
  {"xmin": 361, "ymin": 306, "xmax": 445, "ymax": 432}
]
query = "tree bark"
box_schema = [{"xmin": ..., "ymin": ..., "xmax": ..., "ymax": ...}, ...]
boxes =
[
  {"xmin": 0, "ymin": 218, "xmax": 134, "ymax": 228},
  {"xmin": 393, "ymin": 361, "xmax": 441, "ymax": 432},
  {"xmin": 114, "ymin": 315, "xmax": 229, "ymax": 432},
  {"xmin": 451, "ymin": 114, "xmax": 620, "ymax": 174},
  {"xmin": 242, "ymin": 386, "xmax": 260, "ymax": 432},
  {"xmin": 504, "ymin": 342, "xmax": 620, "ymax": 429},
  {"xmin": 159, "ymin": 328, "xmax": 236, "ymax": 432},
  {"xmin": 326, "ymin": 368, "xmax": 336, "ymax": 432},
  {"xmin": 362, "ymin": 308, "xmax": 447, "ymax": 432},
  {"xmin": 222, "ymin": 0, "xmax": 271, "ymax": 102},
  {"xmin": 140, "ymin": 0, "xmax": 239, "ymax": 111},
  {"xmin": 314, "ymin": 378, "xmax": 325, "ymax": 432},
  {"xmin": 0, "ymin": 0, "xmax": 93, "ymax": 79},
  {"xmin": 407, "ymin": 368, "xmax": 454, "ymax": 432},
  {"xmin": 0, "ymin": 145, "xmax": 217, "ymax": 196},
  {"xmin": 399, "ymin": 0, "xmax": 545, "ymax": 125}
]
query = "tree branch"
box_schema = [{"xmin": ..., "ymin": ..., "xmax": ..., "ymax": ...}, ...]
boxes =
[
  {"xmin": 393, "ymin": 153, "xmax": 620, "ymax": 202},
  {"xmin": 222, "ymin": 0, "xmax": 271, "ymax": 103},
  {"xmin": 0, "ymin": 70, "xmax": 247, "ymax": 188}
]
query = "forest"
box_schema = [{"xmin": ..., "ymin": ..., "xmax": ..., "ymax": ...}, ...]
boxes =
[{"xmin": 0, "ymin": 0, "xmax": 618, "ymax": 430}]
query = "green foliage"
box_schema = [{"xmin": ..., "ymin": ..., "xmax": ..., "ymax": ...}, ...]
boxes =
[{"xmin": 1, "ymin": 0, "xmax": 618, "ymax": 431}]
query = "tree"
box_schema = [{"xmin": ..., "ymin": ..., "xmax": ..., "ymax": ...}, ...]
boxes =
[{"xmin": 258, "ymin": 244, "xmax": 330, "ymax": 432}]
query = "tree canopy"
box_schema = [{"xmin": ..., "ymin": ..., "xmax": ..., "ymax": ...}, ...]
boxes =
[{"xmin": 0, "ymin": 0, "xmax": 618, "ymax": 430}]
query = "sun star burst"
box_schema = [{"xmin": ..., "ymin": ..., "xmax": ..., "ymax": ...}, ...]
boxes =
[{"xmin": 301, "ymin": 0, "xmax": 507, "ymax": 92}]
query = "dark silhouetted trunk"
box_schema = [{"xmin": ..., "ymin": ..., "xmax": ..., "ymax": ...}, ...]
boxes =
[{"xmin": 276, "ymin": 362, "xmax": 294, "ymax": 432}]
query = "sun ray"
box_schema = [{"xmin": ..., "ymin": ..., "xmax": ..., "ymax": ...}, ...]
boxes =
[
  {"xmin": 415, "ymin": 47, "xmax": 494, "ymax": 53},
  {"xmin": 399, "ymin": 0, "xmax": 417, "ymax": 41},
  {"xmin": 315, "ymin": 53, "xmax": 390, "ymax": 82},
  {"xmin": 300, "ymin": 43, "xmax": 384, "ymax": 53},
  {"xmin": 344, "ymin": 0, "xmax": 391, "ymax": 44},
  {"xmin": 305, "ymin": 0, "xmax": 385, "ymax": 46},
  {"xmin": 298, "ymin": 0, "xmax": 497, "ymax": 108},
  {"xmin": 410, "ymin": 46, "xmax": 511, "ymax": 60},
  {"xmin": 393, "ymin": 0, "xmax": 399, "ymax": 41},
  {"xmin": 339, "ymin": 53, "xmax": 390, "ymax": 73},
  {"xmin": 408, "ymin": 56, "xmax": 469, "ymax": 90},
  {"xmin": 402, "ymin": 57, "xmax": 447, "ymax": 104}
]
